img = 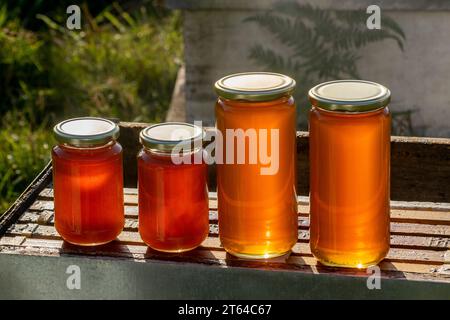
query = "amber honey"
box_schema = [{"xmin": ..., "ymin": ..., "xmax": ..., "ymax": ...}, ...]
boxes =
[
  {"xmin": 215, "ymin": 72, "xmax": 298, "ymax": 259},
  {"xmin": 308, "ymin": 80, "xmax": 391, "ymax": 267},
  {"xmin": 138, "ymin": 123, "xmax": 209, "ymax": 252},
  {"xmin": 52, "ymin": 118, "xmax": 124, "ymax": 246}
]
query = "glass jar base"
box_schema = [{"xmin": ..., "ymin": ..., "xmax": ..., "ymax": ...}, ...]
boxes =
[
  {"xmin": 62, "ymin": 238, "xmax": 116, "ymax": 246},
  {"xmin": 315, "ymin": 258, "xmax": 384, "ymax": 269},
  {"xmin": 224, "ymin": 247, "xmax": 291, "ymax": 260},
  {"xmin": 311, "ymin": 247, "xmax": 388, "ymax": 269},
  {"xmin": 57, "ymin": 226, "xmax": 123, "ymax": 247},
  {"xmin": 146, "ymin": 245, "xmax": 201, "ymax": 253}
]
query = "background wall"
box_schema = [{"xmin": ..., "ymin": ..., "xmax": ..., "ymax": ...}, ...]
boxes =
[{"xmin": 167, "ymin": 0, "xmax": 450, "ymax": 138}]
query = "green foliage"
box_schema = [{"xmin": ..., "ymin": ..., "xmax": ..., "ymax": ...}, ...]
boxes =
[
  {"xmin": 0, "ymin": 10, "xmax": 51, "ymax": 119},
  {"xmin": 0, "ymin": 2, "xmax": 182, "ymax": 213},
  {"xmin": 2, "ymin": 1, "xmax": 139, "ymax": 30},
  {"xmin": 245, "ymin": 2, "xmax": 405, "ymax": 128},
  {"xmin": 0, "ymin": 111, "xmax": 53, "ymax": 212},
  {"xmin": 37, "ymin": 4, "xmax": 182, "ymax": 122}
]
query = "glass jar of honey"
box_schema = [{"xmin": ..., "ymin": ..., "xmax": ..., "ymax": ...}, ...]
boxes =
[
  {"xmin": 138, "ymin": 122, "xmax": 209, "ymax": 252},
  {"xmin": 308, "ymin": 80, "xmax": 391, "ymax": 268},
  {"xmin": 52, "ymin": 117, "xmax": 124, "ymax": 246},
  {"xmin": 214, "ymin": 72, "xmax": 298, "ymax": 259}
]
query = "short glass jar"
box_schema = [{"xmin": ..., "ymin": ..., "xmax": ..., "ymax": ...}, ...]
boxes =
[
  {"xmin": 52, "ymin": 117, "xmax": 124, "ymax": 246},
  {"xmin": 308, "ymin": 80, "xmax": 391, "ymax": 268},
  {"xmin": 138, "ymin": 122, "xmax": 209, "ymax": 252}
]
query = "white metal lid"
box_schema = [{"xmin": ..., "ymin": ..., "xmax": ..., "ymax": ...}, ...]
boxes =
[
  {"xmin": 309, "ymin": 80, "xmax": 391, "ymax": 112},
  {"xmin": 54, "ymin": 117, "xmax": 119, "ymax": 147},
  {"xmin": 139, "ymin": 122, "xmax": 204, "ymax": 153},
  {"xmin": 215, "ymin": 72, "xmax": 296, "ymax": 101}
]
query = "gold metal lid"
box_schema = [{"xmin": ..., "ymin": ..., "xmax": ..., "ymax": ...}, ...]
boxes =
[
  {"xmin": 54, "ymin": 117, "xmax": 119, "ymax": 147},
  {"xmin": 308, "ymin": 80, "xmax": 391, "ymax": 112},
  {"xmin": 214, "ymin": 72, "xmax": 296, "ymax": 101},
  {"xmin": 139, "ymin": 122, "xmax": 204, "ymax": 153}
]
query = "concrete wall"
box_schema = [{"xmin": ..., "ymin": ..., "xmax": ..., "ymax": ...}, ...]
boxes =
[{"xmin": 166, "ymin": 0, "xmax": 450, "ymax": 137}]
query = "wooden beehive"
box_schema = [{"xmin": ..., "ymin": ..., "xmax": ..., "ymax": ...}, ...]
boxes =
[{"xmin": 0, "ymin": 122, "xmax": 449, "ymax": 299}]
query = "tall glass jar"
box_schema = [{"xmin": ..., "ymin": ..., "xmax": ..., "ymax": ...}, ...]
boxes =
[
  {"xmin": 308, "ymin": 80, "xmax": 391, "ymax": 268},
  {"xmin": 52, "ymin": 117, "xmax": 124, "ymax": 246},
  {"xmin": 215, "ymin": 72, "xmax": 298, "ymax": 259},
  {"xmin": 138, "ymin": 122, "xmax": 209, "ymax": 252}
]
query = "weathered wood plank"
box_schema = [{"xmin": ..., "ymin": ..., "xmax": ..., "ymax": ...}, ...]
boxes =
[
  {"xmin": 40, "ymin": 187, "xmax": 450, "ymax": 210},
  {"xmin": 18, "ymin": 210, "xmax": 54, "ymax": 224},
  {"xmin": 0, "ymin": 236, "xmax": 439, "ymax": 275},
  {"xmin": 12, "ymin": 212, "xmax": 450, "ymax": 251},
  {"xmin": 0, "ymin": 236, "xmax": 26, "ymax": 246},
  {"xmin": 29, "ymin": 197, "xmax": 450, "ymax": 226},
  {"xmin": 13, "ymin": 207, "xmax": 450, "ymax": 250},
  {"xmin": 8, "ymin": 207, "xmax": 450, "ymax": 249},
  {"xmin": 1, "ymin": 236, "xmax": 449, "ymax": 284},
  {"xmin": 31, "ymin": 189, "xmax": 450, "ymax": 240},
  {"xmin": 38, "ymin": 187, "xmax": 138, "ymax": 199},
  {"xmin": 390, "ymin": 222, "xmax": 450, "ymax": 238},
  {"xmin": 5, "ymin": 221, "xmax": 448, "ymax": 265},
  {"xmin": 0, "ymin": 162, "xmax": 53, "ymax": 235}
]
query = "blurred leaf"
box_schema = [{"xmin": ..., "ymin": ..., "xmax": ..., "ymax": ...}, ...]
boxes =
[
  {"xmin": 36, "ymin": 13, "xmax": 60, "ymax": 31},
  {"xmin": 245, "ymin": 2, "xmax": 406, "ymax": 129},
  {"xmin": 0, "ymin": 5, "xmax": 7, "ymax": 28},
  {"xmin": 103, "ymin": 11, "xmax": 125, "ymax": 32}
]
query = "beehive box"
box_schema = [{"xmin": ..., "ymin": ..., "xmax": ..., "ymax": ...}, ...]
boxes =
[{"xmin": 0, "ymin": 122, "xmax": 449, "ymax": 299}]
